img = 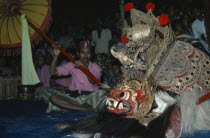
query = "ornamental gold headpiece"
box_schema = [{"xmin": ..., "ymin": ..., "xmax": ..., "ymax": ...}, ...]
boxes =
[{"xmin": 111, "ymin": 2, "xmax": 174, "ymax": 79}]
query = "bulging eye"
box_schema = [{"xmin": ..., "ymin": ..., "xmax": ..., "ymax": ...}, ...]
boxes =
[
  {"xmin": 134, "ymin": 33, "xmax": 141, "ymax": 38},
  {"xmin": 143, "ymin": 30, "xmax": 150, "ymax": 36},
  {"xmin": 120, "ymin": 91, "xmax": 130, "ymax": 100}
]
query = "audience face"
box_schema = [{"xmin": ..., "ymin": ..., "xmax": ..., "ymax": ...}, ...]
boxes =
[
  {"xmin": 194, "ymin": 8, "xmax": 204, "ymax": 21},
  {"xmin": 112, "ymin": 64, "xmax": 120, "ymax": 75},
  {"xmin": 45, "ymin": 54, "xmax": 53, "ymax": 65},
  {"xmin": 37, "ymin": 55, "xmax": 45, "ymax": 67},
  {"xmin": 96, "ymin": 19, "xmax": 103, "ymax": 30},
  {"xmin": 78, "ymin": 47, "xmax": 92, "ymax": 64}
]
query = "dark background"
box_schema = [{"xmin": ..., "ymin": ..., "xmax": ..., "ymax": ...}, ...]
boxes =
[
  {"xmin": 51, "ymin": 0, "xmax": 117, "ymax": 24},
  {"xmin": 51, "ymin": 0, "xmax": 205, "ymax": 25}
]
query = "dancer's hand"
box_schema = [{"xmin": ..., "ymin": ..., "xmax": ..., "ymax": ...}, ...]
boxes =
[
  {"xmin": 53, "ymin": 48, "xmax": 60, "ymax": 56},
  {"xmin": 52, "ymin": 44, "xmax": 61, "ymax": 56}
]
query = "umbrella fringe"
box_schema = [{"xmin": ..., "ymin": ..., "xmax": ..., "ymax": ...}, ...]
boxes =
[{"xmin": 0, "ymin": 48, "xmax": 21, "ymax": 56}]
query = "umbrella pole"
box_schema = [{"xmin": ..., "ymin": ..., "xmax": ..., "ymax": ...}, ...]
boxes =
[{"xmin": 13, "ymin": 9, "xmax": 103, "ymax": 86}]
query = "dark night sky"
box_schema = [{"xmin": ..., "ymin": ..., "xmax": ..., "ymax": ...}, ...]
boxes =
[
  {"xmin": 50, "ymin": 0, "xmax": 205, "ymax": 25},
  {"xmin": 51, "ymin": 0, "xmax": 117, "ymax": 24}
]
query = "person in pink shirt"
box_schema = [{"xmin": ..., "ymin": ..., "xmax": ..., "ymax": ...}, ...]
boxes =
[
  {"xmin": 50, "ymin": 40, "xmax": 102, "ymax": 111},
  {"xmin": 36, "ymin": 54, "xmax": 51, "ymax": 88},
  {"xmin": 55, "ymin": 60, "xmax": 72, "ymax": 88}
]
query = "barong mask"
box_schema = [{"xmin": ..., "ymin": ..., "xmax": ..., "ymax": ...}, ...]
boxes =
[{"xmin": 107, "ymin": 78, "xmax": 157, "ymax": 125}]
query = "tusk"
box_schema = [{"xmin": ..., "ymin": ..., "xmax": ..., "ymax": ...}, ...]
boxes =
[
  {"xmin": 114, "ymin": 100, "xmax": 118, "ymax": 108},
  {"xmin": 119, "ymin": 103, "xmax": 123, "ymax": 109},
  {"xmin": 106, "ymin": 99, "xmax": 109, "ymax": 105}
]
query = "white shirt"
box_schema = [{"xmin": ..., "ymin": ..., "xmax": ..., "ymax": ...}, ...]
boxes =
[
  {"xmin": 92, "ymin": 29, "xmax": 112, "ymax": 55},
  {"xmin": 192, "ymin": 19, "xmax": 209, "ymax": 53}
]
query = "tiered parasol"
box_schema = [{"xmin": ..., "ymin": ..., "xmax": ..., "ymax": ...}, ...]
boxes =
[{"xmin": 0, "ymin": 0, "xmax": 51, "ymax": 56}]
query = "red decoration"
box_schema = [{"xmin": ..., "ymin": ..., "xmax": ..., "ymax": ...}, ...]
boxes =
[
  {"xmin": 125, "ymin": 3, "xmax": 134, "ymax": 12},
  {"xmin": 121, "ymin": 35, "xmax": 129, "ymax": 43},
  {"xmin": 140, "ymin": 20, "xmax": 147, "ymax": 24},
  {"xmin": 145, "ymin": 2, "xmax": 155, "ymax": 11},
  {"xmin": 158, "ymin": 14, "xmax": 169, "ymax": 25},
  {"xmin": 197, "ymin": 92, "xmax": 210, "ymax": 104},
  {"xmin": 135, "ymin": 90, "xmax": 143, "ymax": 100}
]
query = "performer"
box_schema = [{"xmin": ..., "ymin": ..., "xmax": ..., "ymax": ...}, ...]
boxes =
[
  {"xmin": 35, "ymin": 40, "xmax": 106, "ymax": 113},
  {"xmin": 49, "ymin": 40, "xmax": 103, "ymax": 111}
]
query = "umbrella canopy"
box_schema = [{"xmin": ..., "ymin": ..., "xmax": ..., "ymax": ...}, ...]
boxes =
[{"xmin": 0, "ymin": 0, "xmax": 51, "ymax": 56}]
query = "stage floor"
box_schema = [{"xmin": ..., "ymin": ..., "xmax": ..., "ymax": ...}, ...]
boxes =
[
  {"xmin": 0, "ymin": 100, "xmax": 94, "ymax": 138},
  {"xmin": 0, "ymin": 100, "xmax": 209, "ymax": 138}
]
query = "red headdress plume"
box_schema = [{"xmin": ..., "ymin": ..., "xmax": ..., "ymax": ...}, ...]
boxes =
[
  {"xmin": 121, "ymin": 35, "xmax": 129, "ymax": 43},
  {"xmin": 145, "ymin": 2, "xmax": 155, "ymax": 11},
  {"xmin": 125, "ymin": 2, "xmax": 134, "ymax": 12},
  {"xmin": 158, "ymin": 14, "xmax": 169, "ymax": 25}
]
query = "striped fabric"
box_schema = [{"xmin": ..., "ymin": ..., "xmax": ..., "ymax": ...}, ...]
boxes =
[{"xmin": 35, "ymin": 88, "xmax": 106, "ymax": 113}]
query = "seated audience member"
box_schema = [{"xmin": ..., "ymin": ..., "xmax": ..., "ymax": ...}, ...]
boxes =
[
  {"xmin": 92, "ymin": 19, "xmax": 112, "ymax": 56},
  {"xmin": 108, "ymin": 60, "xmax": 123, "ymax": 88},
  {"xmin": 191, "ymin": 8, "xmax": 209, "ymax": 53},
  {"xmin": 94, "ymin": 53, "xmax": 110, "ymax": 85},
  {"xmin": 36, "ymin": 53, "xmax": 51, "ymax": 88},
  {"xmin": 45, "ymin": 52, "xmax": 53, "ymax": 65},
  {"xmin": 50, "ymin": 40, "xmax": 102, "ymax": 111}
]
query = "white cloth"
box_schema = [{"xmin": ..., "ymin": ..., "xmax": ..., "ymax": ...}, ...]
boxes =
[
  {"xmin": 191, "ymin": 19, "xmax": 210, "ymax": 53},
  {"xmin": 21, "ymin": 14, "xmax": 40, "ymax": 85},
  {"xmin": 92, "ymin": 29, "xmax": 112, "ymax": 55},
  {"xmin": 152, "ymin": 94, "xmax": 168, "ymax": 113}
]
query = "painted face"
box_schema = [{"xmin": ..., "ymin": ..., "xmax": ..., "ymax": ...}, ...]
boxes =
[
  {"xmin": 78, "ymin": 47, "xmax": 92, "ymax": 64},
  {"xmin": 106, "ymin": 79, "xmax": 156, "ymax": 117},
  {"xmin": 107, "ymin": 89, "xmax": 140, "ymax": 115}
]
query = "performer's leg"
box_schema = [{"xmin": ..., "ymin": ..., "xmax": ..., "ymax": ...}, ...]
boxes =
[{"xmin": 50, "ymin": 95, "xmax": 93, "ymax": 111}]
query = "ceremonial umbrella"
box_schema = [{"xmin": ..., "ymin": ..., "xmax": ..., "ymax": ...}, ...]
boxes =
[
  {"xmin": 0, "ymin": 0, "xmax": 51, "ymax": 56},
  {"xmin": 0, "ymin": 0, "xmax": 103, "ymax": 86}
]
